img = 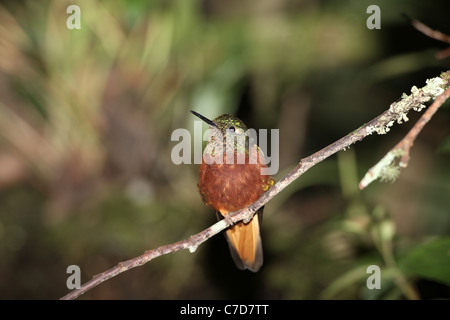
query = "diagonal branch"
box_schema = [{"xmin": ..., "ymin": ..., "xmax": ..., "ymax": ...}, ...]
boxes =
[
  {"xmin": 360, "ymin": 73, "xmax": 450, "ymax": 189},
  {"xmin": 60, "ymin": 72, "xmax": 449, "ymax": 300}
]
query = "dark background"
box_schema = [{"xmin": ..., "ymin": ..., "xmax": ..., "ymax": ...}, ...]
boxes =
[{"xmin": 0, "ymin": 0, "xmax": 449, "ymax": 299}]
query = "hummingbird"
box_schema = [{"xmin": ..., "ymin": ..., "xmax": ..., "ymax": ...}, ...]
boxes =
[{"xmin": 191, "ymin": 110, "xmax": 274, "ymax": 272}]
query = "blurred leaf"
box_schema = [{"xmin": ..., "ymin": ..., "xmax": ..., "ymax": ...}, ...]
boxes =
[
  {"xmin": 320, "ymin": 264, "xmax": 370, "ymax": 299},
  {"xmin": 437, "ymin": 135, "xmax": 450, "ymax": 154},
  {"xmin": 399, "ymin": 237, "xmax": 450, "ymax": 286}
]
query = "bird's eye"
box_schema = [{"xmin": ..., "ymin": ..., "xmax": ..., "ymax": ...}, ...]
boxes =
[{"xmin": 229, "ymin": 126, "xmax": 235, "ymax": 132}]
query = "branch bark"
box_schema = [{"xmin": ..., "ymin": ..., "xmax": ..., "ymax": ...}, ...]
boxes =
[
  {"xmin": 60, "ymin": 72, "xmax": 450, "ymax": 300},
  {"xmin": 360, "ymin": 74, "xmax": 450, "ymax": 189}
]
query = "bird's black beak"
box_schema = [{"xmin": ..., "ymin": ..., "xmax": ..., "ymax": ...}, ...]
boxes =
[{"xmin": 190, "ymin": 110, "xmax": 217, "ymax": 127}]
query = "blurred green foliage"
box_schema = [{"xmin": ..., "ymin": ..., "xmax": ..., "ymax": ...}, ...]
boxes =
[{"xmin": 0, "ymin": 0, "xmax": 449, "ymax": 299}]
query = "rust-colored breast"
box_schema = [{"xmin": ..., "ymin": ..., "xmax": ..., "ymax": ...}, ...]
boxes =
[{"xmin": 198, "ymin": 148, "xmax": 274, "ymax": 214}]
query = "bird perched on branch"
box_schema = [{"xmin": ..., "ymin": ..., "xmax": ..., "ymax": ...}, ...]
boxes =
[{"xmin": 191, "ymin": 111, "xmax": 274, "ymax": 272}]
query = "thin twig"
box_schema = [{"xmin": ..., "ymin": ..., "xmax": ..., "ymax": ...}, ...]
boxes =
[
  {"xmin": 394, "ymin": 86, "xmax": 450, "ymax": 168},
  {"xmin": 61, "ymin": 72, "xmax": 450, "ymax": 300},
  {"xmin": 409, "ymin": 17, "xmax": 450, "ymax": 44},
  {"xmin": 405, "ymin": 15, "xmax": 450, "ymax": 59}
]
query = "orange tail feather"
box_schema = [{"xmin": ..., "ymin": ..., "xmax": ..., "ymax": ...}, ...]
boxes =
[{"xmin": 220, "ymin": 209, "xmax": 263, "ymax": 272}]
